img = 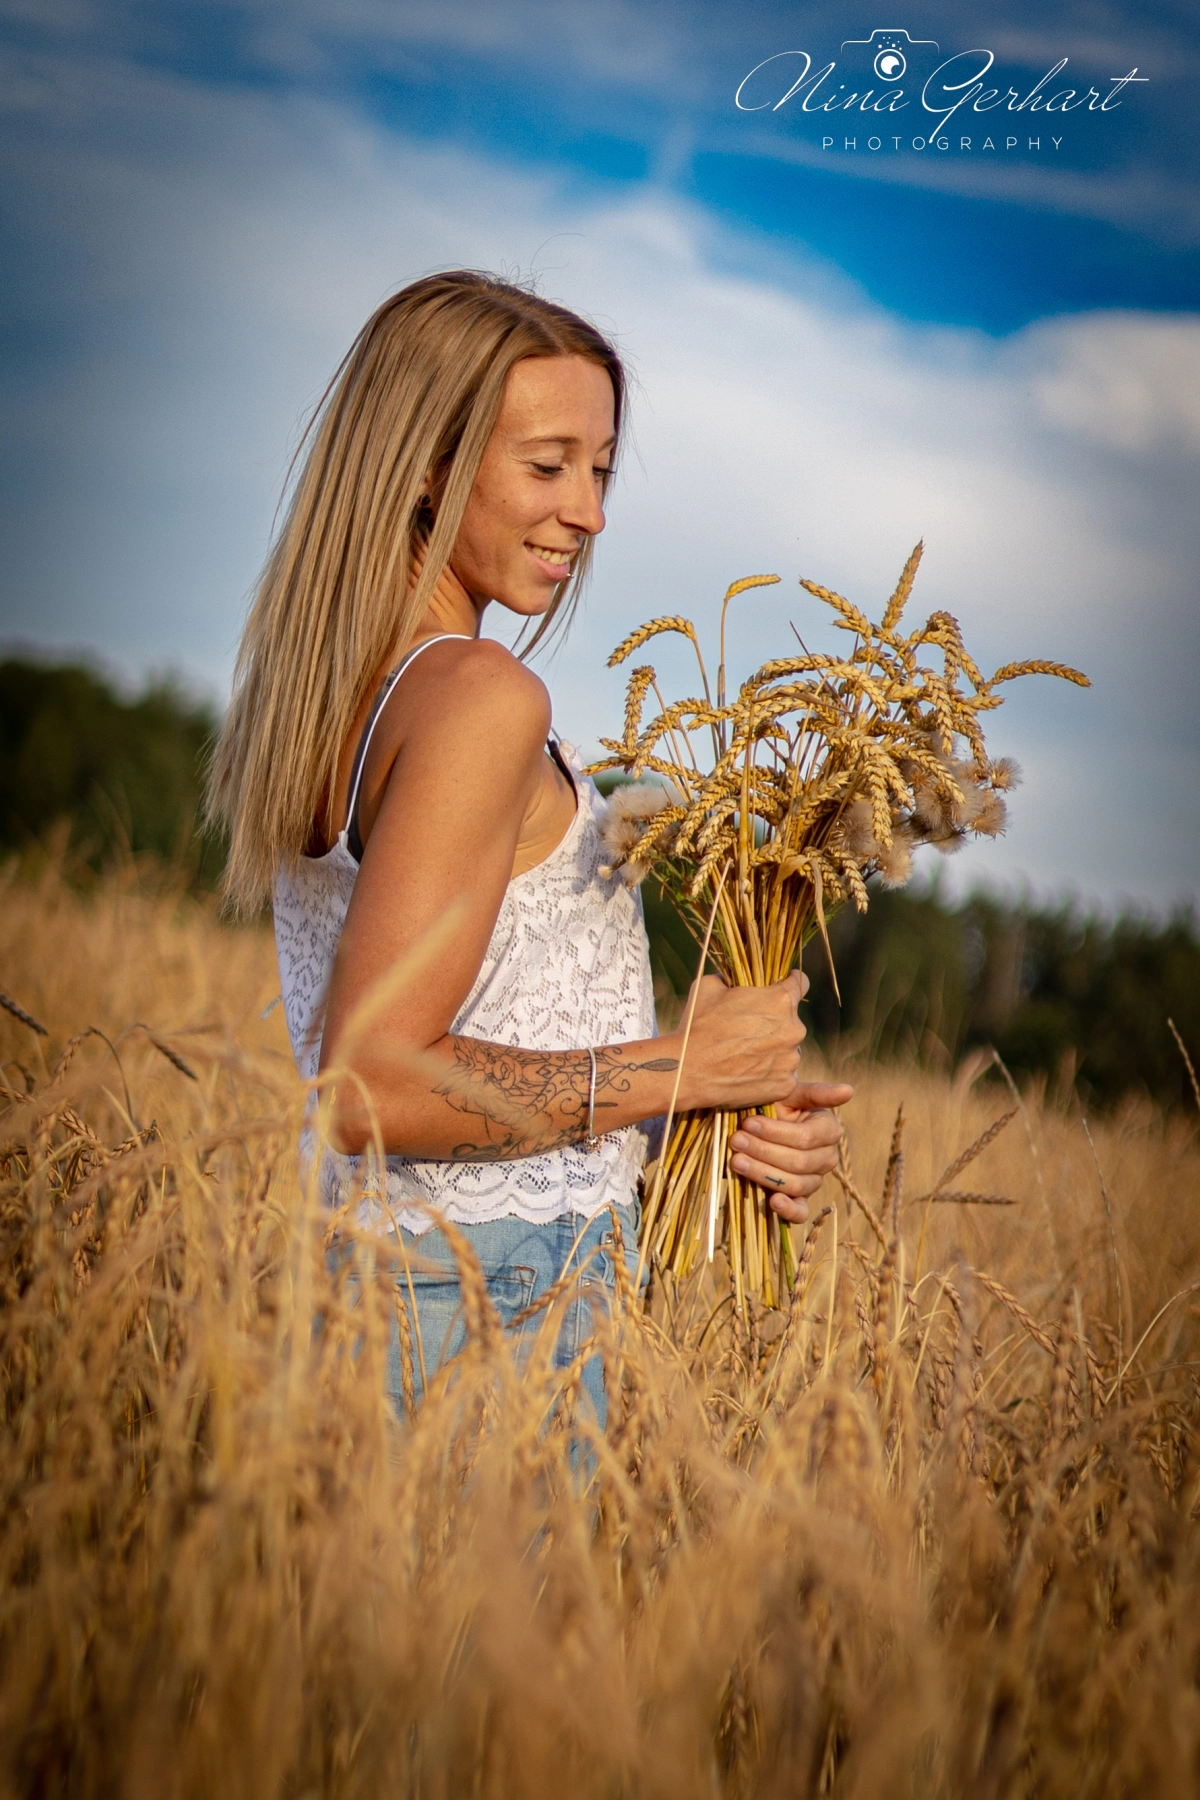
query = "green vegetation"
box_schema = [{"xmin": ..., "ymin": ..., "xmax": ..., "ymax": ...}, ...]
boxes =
[
  {"xmin": 807, "ymin": 887, "xmax": 1200, "ymax": 1112},
  {"xmin": 644, "ymin": 878, "xmax": 1200, "ymax": 1114},
  {"xmin": 0, "ymin": 656, "xmax": 222, "ymax": 882}
]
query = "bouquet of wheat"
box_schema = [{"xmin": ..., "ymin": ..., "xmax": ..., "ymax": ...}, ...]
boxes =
[{"xmin": 589, "ymin": 543, "xmax": 1088, "ymax": 1314}]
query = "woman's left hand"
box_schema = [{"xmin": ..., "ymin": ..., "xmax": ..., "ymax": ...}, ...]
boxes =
[{"xmin": 728, "ymin": 1081, "xmax": 854, "ymax": 1223}]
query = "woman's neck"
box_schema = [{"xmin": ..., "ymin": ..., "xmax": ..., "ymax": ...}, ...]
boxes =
[{"xmin": 409, "ymin": 547, "xmax": 483, "ymax": 642}]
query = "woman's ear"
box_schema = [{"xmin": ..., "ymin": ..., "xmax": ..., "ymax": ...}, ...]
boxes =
[{"xmin": 421, "ymin": 456, "xmax": 454, "ymax": 516}]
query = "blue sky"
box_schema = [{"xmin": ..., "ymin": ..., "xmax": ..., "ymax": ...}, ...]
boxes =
[{"xmin": 0, "ymin": 0, "xmax": 1197, "ymax": 908}]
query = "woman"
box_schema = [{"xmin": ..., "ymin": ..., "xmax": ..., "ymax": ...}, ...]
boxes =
[{"xmin": 208, "ymin": 270, "xmax": 851, "ymax": 1416}]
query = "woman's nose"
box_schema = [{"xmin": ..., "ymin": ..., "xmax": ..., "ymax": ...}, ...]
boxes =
[{"xmin": 560, "ymin": 467, "xmax": 606, "ymax": 537}]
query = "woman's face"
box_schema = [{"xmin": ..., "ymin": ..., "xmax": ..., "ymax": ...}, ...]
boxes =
[{"xmin": 450, "ymin": 354, "xmax": 616, "ymax": 618}]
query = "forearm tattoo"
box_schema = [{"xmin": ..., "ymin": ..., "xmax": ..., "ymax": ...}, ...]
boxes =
[{"xmin": 431, "ymin": 1040, "xmax": 679, "ymax": 1161}]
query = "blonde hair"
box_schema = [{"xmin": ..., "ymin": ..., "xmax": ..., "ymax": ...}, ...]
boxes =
[{"xmin": 206, "ymin": 270, "xmax": 626, "ymax": 912}]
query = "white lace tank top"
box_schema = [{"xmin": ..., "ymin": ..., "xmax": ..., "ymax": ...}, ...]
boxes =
[{"xmin": 272, "ymin": 636, "xmax": 657, "ymax": 1236}]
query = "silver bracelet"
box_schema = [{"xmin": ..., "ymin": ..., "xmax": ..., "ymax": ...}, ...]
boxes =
[{"xmin": 584, "ymin": 1046, "xmax": 602, "ymax": 1153}]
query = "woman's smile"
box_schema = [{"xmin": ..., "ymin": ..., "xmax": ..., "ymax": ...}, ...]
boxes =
[{"xmin": 525, "ymin": 540, "xmax": 578, "ymax": 580}]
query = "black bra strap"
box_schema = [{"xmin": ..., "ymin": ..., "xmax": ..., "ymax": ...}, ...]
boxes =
[{"xmin": 547, "ymin": 734, "xmax": 577, "ymax": 796}]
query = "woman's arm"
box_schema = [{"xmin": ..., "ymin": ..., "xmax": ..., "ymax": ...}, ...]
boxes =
[{"xmin": 318, "ymin": 638, "xmax": 816, "ymax": 1164}]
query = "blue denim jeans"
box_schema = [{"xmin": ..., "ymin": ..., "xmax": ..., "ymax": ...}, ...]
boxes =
[{"xmin": 380, "ymin": 1199, "xmax": 642, "ymax": 1426}]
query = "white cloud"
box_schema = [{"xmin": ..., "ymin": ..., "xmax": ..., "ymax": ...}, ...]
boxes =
[
  {"xmin": 0, "ymin": 55, "xmax": 1195, "ymax": 908},
  {"xmin": 1026, "ymin": 312, "xmax": 1200, "ymax": 452}
]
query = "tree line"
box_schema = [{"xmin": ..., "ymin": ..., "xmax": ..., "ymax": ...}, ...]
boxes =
[
  {"xmin": 0, "ymin": 656, "xmax": 224, "ymax": 884},
  {"xmin": 642, "ymin": 880, "xmax": 1199, "ymax": 1114}
]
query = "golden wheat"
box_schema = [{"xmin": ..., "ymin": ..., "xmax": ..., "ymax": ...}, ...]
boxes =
[
  {"xmin": 592, "ymin": 545, "xmax": 1090, "ymax": 1312},
  {"xmin": 3, "ymin": 861, "xmax": 1200, "ymax": 1796}
]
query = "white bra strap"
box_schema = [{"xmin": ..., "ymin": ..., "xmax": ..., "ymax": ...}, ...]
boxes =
[{"xmin": 343, "ymin": 633, "xmax": 472, "ymax": 845}]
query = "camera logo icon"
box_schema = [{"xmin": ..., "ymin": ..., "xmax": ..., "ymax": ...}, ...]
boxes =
[{"xmin": 840, "ymin": 28, "xmax": 940, "ymax": 83}]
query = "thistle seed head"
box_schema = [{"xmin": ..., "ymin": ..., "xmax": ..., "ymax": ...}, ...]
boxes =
[
  {"xmin": 971, "ymin": 792, "xmax": 1009, "ymax": 837},
  {"xmin": 597, "ymin": 782, "xmax": 679, "ymax": 884},
  {"xmin": 832, "ymin": 798, "xmax": 880, "ymax": 863}
]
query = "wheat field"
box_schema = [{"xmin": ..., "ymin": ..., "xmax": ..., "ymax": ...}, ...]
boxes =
[{"xmin": 3, "ymin": 858, "xmax": 1200, "ymax": 1798}]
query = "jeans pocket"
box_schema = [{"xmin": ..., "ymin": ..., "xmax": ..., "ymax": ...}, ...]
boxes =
[
  {"xmin": 402, "ymin": 1260, "xmax": 537, "ymax": 1380},
  {"xmin": 492, "ymin": 1264, "xmax": 536, "ymax": 1337}
]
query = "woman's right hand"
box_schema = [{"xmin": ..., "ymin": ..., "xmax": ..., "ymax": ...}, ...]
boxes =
[{"xmin": 672, "ymin": 969, "xmax": 809, "ymax": 1113}]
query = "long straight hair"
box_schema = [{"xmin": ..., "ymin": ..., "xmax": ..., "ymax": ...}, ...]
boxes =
[{"xmin": 206, "ymin": 270, "xmax": 626, "ymax": 912}]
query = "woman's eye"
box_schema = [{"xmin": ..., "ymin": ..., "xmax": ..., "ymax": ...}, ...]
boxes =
[{"xmin": 529, "ymin": 462, "xmax": 616, "ymax": 478}]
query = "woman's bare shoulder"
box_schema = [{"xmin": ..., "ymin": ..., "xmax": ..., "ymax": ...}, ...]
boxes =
[
  {"xmin": 348, "ymin": 639, "xmax": 552, "ymax": 859},
  {"xmin": 399, "ymin": 637, "xmax": 551, "ymax": 748}
]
